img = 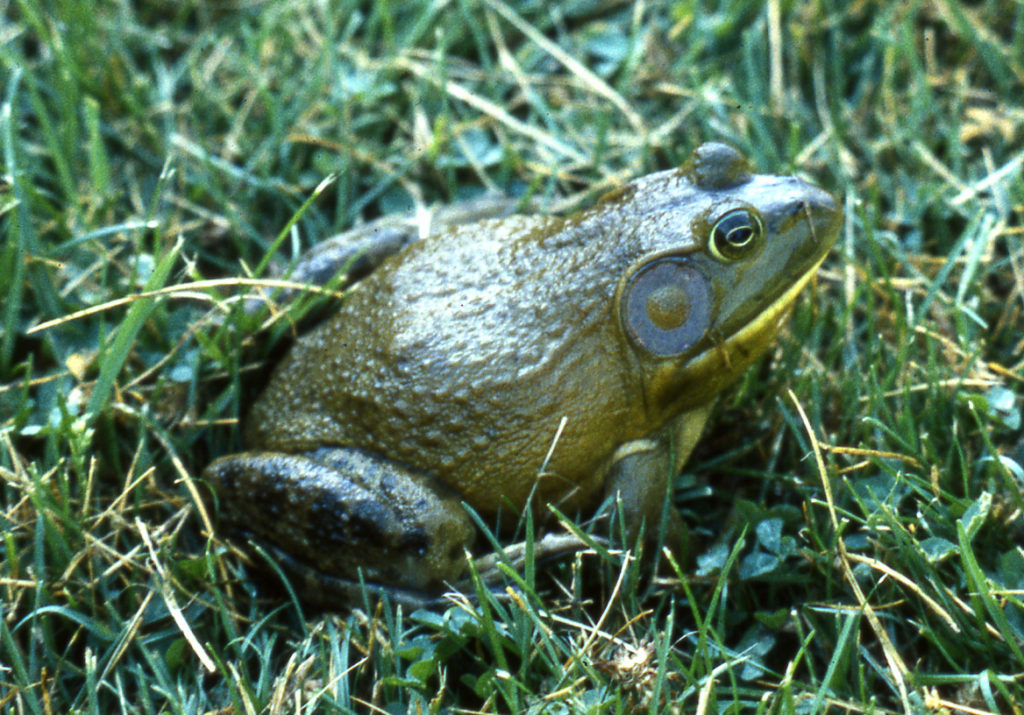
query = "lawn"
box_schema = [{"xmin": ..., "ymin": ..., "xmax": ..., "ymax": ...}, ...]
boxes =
[{"xmin": 2, "ymin": 0, "xmax": 1023, "ymax": 712}]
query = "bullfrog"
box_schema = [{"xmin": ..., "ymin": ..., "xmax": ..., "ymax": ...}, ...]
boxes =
[{"xmin": 204, "ymin": 143, "xmax": 841, "ymax": 602}]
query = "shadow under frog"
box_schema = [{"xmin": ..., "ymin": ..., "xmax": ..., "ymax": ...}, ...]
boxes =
[{"xmin": 204, "ymin": 143, "xmax": 841, "ymax": 605}]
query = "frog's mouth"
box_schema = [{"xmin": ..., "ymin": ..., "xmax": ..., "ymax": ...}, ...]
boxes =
[{"xmin": 713, "ymin": 251, "xmax": 827, "ymax": 364}]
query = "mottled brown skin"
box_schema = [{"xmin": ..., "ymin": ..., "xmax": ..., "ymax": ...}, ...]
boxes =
[{"xmin": 205, "ymin": 143, "xmax": 841, "ymax": 598}]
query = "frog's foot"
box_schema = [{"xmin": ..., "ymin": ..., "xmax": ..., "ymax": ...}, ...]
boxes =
[
  {"xmin": 254, "ymin": 531, "xmax": 595, "ymax": 611},
  {"xmin": 248, "ymin": 541, "xmax": 464, "ymax": 612},
  {"xmin": 203, "ymin": 446, "xmax": 476, "ymax": 598},
  {"xmin": 468, "ymin": 532, "xmax": 596, "ymax": 586}
]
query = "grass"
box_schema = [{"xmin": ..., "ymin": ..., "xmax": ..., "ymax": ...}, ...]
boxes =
[{"xmin": 2, "ymin": 0, "xmax": 1023, "ymax": 711}]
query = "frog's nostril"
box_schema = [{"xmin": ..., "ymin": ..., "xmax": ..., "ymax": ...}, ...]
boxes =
[{"xmin": 805, "ymin": 187, "xmax": 837, "ymax": 214}]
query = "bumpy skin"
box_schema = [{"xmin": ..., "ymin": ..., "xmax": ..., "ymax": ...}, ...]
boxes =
[{"xmin": 205, "ymin": 143, "xmax": 841, "ymax": 597}]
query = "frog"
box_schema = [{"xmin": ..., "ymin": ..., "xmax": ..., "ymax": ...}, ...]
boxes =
[{"xmin": 203, "ymin": 142, "xmax": 841, "ymax": 604}]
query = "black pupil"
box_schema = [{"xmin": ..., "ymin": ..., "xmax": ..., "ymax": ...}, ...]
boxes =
[
  {"xmin": 714, "ymin": 210, "xmax": 759, "ymax": 256},
  {"xmin": 717, "ymin": 212, "xmax": 753, "ymax": 246},
  {"xmin": 726, "ymin": 224, "xmax": 753, "ymax": 246}
]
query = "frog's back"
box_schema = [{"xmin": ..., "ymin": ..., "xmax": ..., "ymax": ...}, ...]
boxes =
[{"xmin": 246, "ymin": 210, "xmax": 648, "ymax": 510}]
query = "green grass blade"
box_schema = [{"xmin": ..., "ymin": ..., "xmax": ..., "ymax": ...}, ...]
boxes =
[{"xmin": 85, "ymin": 237, "xmax": 182, "ymax": 419}]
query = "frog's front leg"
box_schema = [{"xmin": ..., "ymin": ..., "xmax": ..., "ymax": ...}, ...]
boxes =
[
  {"xmin": 203, "ymin": 446, "xmax": 476, "ymax": 596},
  {"xmin": 601, "ymin": 404, "xmax": 713, "ymax": 547}
]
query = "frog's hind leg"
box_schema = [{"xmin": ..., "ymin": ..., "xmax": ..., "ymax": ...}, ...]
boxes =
[
  {"xmin": 250, "ymin": 194, "xmax": 533, "ymax": 313},
  {"xmin": 292, "ymin": 194, "xmax": 537, "ymax": 286},
  {"xmin": 203, "ymin": 446, "xmax": 475, "ymax": 599}
]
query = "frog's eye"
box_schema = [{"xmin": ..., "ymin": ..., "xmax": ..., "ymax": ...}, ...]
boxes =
[
  {"xmin": 622, "ymin": 257, "xmax": 712, "ymax": 357},
  {"xmin": 709, "ymin": 209, "xmax": 763, "ymax": 262}
]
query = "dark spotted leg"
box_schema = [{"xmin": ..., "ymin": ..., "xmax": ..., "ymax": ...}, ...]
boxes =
[{"xmin": 203, "ymin": 446, "xmax": 475, "ymax": 601}]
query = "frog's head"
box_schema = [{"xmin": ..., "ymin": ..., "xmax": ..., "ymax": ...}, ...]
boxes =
[{"xmin": 612, "ymin": 142, "xmax": 842, "ymax": 414}]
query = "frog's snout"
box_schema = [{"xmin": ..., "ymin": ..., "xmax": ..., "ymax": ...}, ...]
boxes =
[
  {"xmin": 777, "ymin": 183, "xmax": 840, "ymax": 252},
  {"xmin": 802, "ymin": 185, "xmax": 841, "ymax": 236}
]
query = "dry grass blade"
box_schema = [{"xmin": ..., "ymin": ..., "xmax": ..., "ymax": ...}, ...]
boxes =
[
  {"xmin": 26, "ymin": 278, "xmax": 348, "ymax": 335},
  {"xmin": 137, "ymin": 519, "xmax": 216, "ymax": 673},
  {"xmin": 483, "ymin": 0, "xmax": 646, "ymax": 134},
  {"xmin": 395, "ymin": 54, "xmax": 590, "ymax": 164},
  {"xmin": 788, "ymin": 390, "xmax": 913, "ymax": 713}
]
